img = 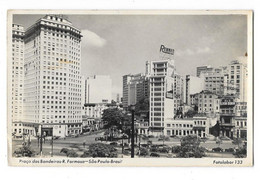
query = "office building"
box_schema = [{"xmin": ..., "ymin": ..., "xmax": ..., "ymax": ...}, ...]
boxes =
[
  {"xmin": 149, "ymin": 59, "xmax": 175, "ymax": 134},
  {"xmin": 227, "ymin": 60, "xmax": 248, "ymax": 102},
  {"xmin": 122, "ymin": 74, "xmax": 133, "ymax": 108},
  {"xmin": 196, "ymin": 65, "xmax": 213, "ymax": 77},
  {"xmin": 127, "ymin": 73, "xmax": 149, "ymax": 106},
  {"xmin": 22, "ymin": 15, "xmax": 83, "ymax": 137},
  {"xmin": 196, "ymin": 90, "xmax": 220, "ymax": 114},
  {"xmin": 185, "ymin": 75, "xmax": 204, "ymax": 105},
  {"xmin": 84, "ymin": 75, "xmax": 112, "ymax": 104},
  {"xmin": 11, "ymin": 24, "xmax": 26, "ymax": 135},
  {"xmin": 219, "ymin": 95, "xmax": 237, "ymax": 138},
  {"xmin": 164, "ymin": 116, "xmax": 210, "ymax": 138}
]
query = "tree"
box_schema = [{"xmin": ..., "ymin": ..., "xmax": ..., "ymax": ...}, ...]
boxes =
[
  {"xmin": 102, "ymin": 108, "xmax": 128, "ymax": 129},
  {"xmin": 210, "ymin": 121, "xmax": 220, "ymax": 137},
  {"xmin": 135, "ymin": 97, "xmax": 149, "ymax": 116},
  {"xmin": 177, "ymin": 135, "xmax": 206, "ymax": 158},
  {"xmin": 184, "ymin": 110, "xmax": 197, "ymax": 118}
]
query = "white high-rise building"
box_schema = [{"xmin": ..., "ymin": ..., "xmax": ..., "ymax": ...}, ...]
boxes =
[
  {"xmin": 227, "ymin": 60, "xmax": 248, "ymax": 102},
  {"xmin": 84, "ymin": 75, "xmax": 112, "ymax": 104},
  {"xmin": 149, "ymin": 59, "xmax": 175, "ymax": 134},
  {"xmin": 185, "ymin": 75, "xmax": 204, "ymax": 105},
  {"xmin": 11, "ymin": 24, "xmax": 25, "ymax": 135},
  {"xmin": 23, "ymin": 15, "xmax": 83, "ymax": 137}
]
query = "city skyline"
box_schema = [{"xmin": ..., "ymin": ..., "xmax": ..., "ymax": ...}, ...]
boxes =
[{"xmin": 13, "ymin": 14, "xmax": 247, "ymax": 99}]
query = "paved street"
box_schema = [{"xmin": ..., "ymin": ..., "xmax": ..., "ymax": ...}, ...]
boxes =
[{"xmin": 12, "ymin": 131, "xmax": 239, "ymax": 158}]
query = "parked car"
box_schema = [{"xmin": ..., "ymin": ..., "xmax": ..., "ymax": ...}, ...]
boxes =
[
  {"xmin": 53, "ymin": 136, "xmax": 60, "ymax": 140},
  {"xmin": 150, "ymin": 153, "xmax": 160, "ymax": 157},
  {"xmin": 212, "ymin": 147, "xmax": 223, "ymax": 152},
  {"xmin": 110, "ymin": 142, "xmax": 118, "ymax": 146}
]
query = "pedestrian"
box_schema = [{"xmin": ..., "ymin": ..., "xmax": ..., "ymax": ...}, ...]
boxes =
[{"xmin": 83, "ymin": 141, "xmax": 86, "ymax": 148}]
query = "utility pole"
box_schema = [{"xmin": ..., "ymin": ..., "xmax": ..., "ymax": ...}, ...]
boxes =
[
  {"xmin": 51, "ymin": 128, "xmax": 54, "ymax": 157},
  {"xmin": 40, "ymin": 125, "xmax": 43, "ymax": 156},
  {"xmin": 131, "ymin": 106, "xmax": 135, "ymax": 158}
]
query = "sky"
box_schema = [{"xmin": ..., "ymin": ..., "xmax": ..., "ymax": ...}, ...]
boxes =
[{"xmin": 13, "ymin": 14, "xmax": 248, "ymax": 99}]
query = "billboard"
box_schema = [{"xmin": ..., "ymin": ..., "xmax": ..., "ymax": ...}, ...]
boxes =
[{"xmin": 159, "ymin": 45, "xmax": 174, "ymax": 55}]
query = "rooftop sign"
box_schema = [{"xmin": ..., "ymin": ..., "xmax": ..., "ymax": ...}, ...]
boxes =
[{"xmin": 160, "ymin": 45, "xmax": 174, "ymax": 55}]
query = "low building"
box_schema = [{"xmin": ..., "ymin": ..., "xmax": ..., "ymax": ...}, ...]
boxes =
[
  {"xmin": 219, "ymin": 95, "xmax": 237, "ymax": 138},
  {"xmin": 82, "ymin": 115, "xmax": 103, "ymax": 132},
  {"xmin": 81, "ymin": 103, "xmax": 107, "ymax": 132},
  {"xmin": 164, "ymin": 116, "xmax": 210, "ymax": 138},
  {"xmin": 234, "ymin": 116, "xmax": 247, "ymax": 139},
  {"xmin": 136, "ymin": 120, "xmax": 149, "ymax": 135},
  {"xmin": 197, "ymin": 90, "xmax": 220, "ymax": 114}
]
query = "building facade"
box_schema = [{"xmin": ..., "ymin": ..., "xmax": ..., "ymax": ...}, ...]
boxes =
[
  {"xmin": 219, "ymin": 95, "xmax": 237, "ymax": 138},
  {"xmin": 164, "ymin": 116, "xmax": 210, "ymax": 138},
  {"xmin": 122, "ymin": 74, "xmax": 133, "ymax": 108},
  {"xmin": 127, "ymin": 73, "xmax": 149, "ymax": 106},
  {"xmin": 149, "ymin": 59, "xmax": 175, "ymax": 134},
  {"xmin": 196, "ymin": 65, "xmax": 213, "ymax": 77},
  {"xmin": 227, "ymin": 60, "xmax": 248, "ymax": 102},
  {"xmin": 196, "ymin": 90, "xmax": 220, "ymax": 114},
  {"xmin": 22, "ymin": 15, "xmax": 83, "ymax": 137},
  {"xmin": 185, "ymin": 75, "xmax": 204, "ymax": 105},
  {"xmin": 11, "ymin": 24, "xmax": 28, "ymax": 136},
  {"xmin": 84, "ymin": 75, "xmax": 112, "ymax": 104}
]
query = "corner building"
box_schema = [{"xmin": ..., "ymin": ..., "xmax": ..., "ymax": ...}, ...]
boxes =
[
  {"xmin": 23, "ymin": 15, "xmax": 82, "ymax": 137},
  {"xmin": 149, "ymin": 59, "xmax": 175, "ymax": 135}
]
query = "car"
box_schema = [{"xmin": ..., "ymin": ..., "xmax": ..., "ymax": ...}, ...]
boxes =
[
  {"xmin": 110, "ymin": 142, "xmax": 118, "ymax": 146},
  {"xmin": 150, "ymin": 153, "xmax": 160, "ymax": 157},
  {"xmin": 53, "ymin": 136, "xmax": 60, "ymax": 140},
  {"xmin": 15, "ymin": 135, "xmax": 23, "ymax": 139},
  {"xmin": 212, "ymin": 147, "xmax": 223, "ymax": 152}
]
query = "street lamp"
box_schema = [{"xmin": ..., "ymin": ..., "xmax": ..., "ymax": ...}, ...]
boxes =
[{"xmin": 129, "ymin": 105, "xmax": 135, "ymax": 158}]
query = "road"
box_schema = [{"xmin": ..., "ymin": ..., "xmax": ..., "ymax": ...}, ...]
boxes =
[{"xmin": 12, "ymin": 132, "xmax": 238, "ymax": 158}]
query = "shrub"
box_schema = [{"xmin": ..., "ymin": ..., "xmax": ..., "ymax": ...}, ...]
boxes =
[
  {"xmin": 225, "ymin": 148, "xmax": 235, "ymax": 153},
  {"xmin": 81, "ymin": 151, "xmax": 90, "ymax": 158},
  {"xmin": 14, "ymin": 143, "xmax": 35, "ymax": 157},
  {"xmin": 176, "ymin": 135, "xmax": 206, "ymax": 158},
  {"xmin": 60, "ymin": 148, "xmax": 78, "ymax": 157},
  {"xmin": 67, "ymin": 150, "xmax": 79, "ymax": 157},
  {"xmin": 87, "ymin": 143, "xmax": 118, "ymax": 158},
  {"xmin": 233, "ymin": 147, "xmax": 247, "ymax": 158},
  {"xmin": 172, "ymin": 146, "xmax": 182, "ymax": 153}
]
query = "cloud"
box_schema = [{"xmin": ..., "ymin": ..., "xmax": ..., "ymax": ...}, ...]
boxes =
[
  {"xmin": 176, "ymin": 47, "xmax": 212, "ymax": 56},
  {"xmin": 81, "ymin": 29, "xmax": 107, "ymax": 48},
  {"xmin": 196, "ymin": 47, "xmax": 211, "ymax": 54}
]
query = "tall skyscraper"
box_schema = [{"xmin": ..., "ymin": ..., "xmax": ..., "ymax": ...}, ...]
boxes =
[
  {"xmin": 11, "ymin": 24, "xmax": 25, "ymax": 135},
  {"xmin": 22, "ymin": 15, "xmax": 83, "ymax": 137},
  {"xmin": 185, "ymin": 75, "xmax": 204, "ymax": 105},
  {"xmin": 196, "ymin": 65, "xmax": 213, "ymax": 77},
  {"xmin": 200, "ymin": 70, "xmax": 226, "ymax": 96},
  {"xmin": 149, "ymin": 58, "xmax": 175, "ymax": 134},
  {"xmin": 227, "ymin": 60, "xmax": 248, "ymax": 102},
  {"xmin": 122, "ymin": 74, "xmax": 133, "ymax": 108},
  {"xmin": 84, "ymin": 75, "xmax": 112, "ymax": 104},
  {"xmin": 127, "ymin": 73, "xmax": 149, "ymax": 106}
]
